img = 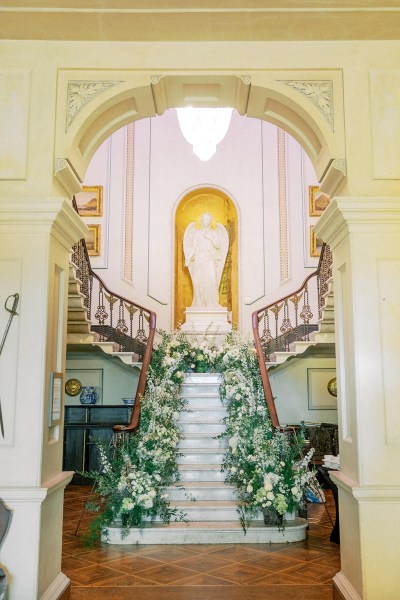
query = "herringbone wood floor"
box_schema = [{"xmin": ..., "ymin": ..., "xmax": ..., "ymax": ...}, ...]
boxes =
[{"xmin": 63, "ymin": 485, "xmax": 340, "ymax": 599}]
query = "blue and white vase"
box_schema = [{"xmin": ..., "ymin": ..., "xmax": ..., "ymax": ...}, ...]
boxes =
[{"xmin": 80, "ymin": 386, "xmax": 97, "ymax": 405}]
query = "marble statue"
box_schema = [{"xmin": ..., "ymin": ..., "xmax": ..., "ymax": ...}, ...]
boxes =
[{"xmin": 183, "ymin": 213, "xmax": 229, "ymax": 308}]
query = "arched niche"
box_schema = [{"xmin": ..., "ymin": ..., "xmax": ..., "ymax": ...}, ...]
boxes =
[{"xmin": 174, "ymin": 188, "xmax": 238, "ymax": 330}]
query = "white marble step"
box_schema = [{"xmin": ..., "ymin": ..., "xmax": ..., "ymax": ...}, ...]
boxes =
[
  {"xmin": 68, "ymin": 308, "xmax": 90, "ymax": 322},
  {"xmin": 177, "ymin": 449, "xmax": 225, "ymax": 465},
  {"xmin": 184, "ymin": 373, "xmax": 221, "ymax": 384},
  {"xmin": 183, "ymin": 395, "xmax": 222, "ymax": 410},
  {"xmin": 181, "ymin": 384, "xmax": 221, "ymax": 397},
  {"xmin": 68, "ymin": 292, "xmax": 86, "ymax": 309},
  {"xmin": 179, "ymin": 433, "xmax": 227, "ymax": 450},
  {"xmin": 67, "ymin": 320, "xmax": 91, "ymax": 333},
  {"xmin": 179, "ymin": 420, "xmax": 226, "ymax": 435},
  {"xmin": 178, "ymin": 464, "xmax": 226, "ymax": 482},
  {"xmin": 105, "ymin": 519, "xmax": 308, "ymax": 545},
  {"xmin": 167, "ymin": 482, "xmax": 236, "ymax": 502},
  {"xmin": 157, "ymin": 500, "xmax": 238, "ymax": 521},
  {"xmin": 180, "ymin": 408, "xmax": 226, "ymax": 421}
]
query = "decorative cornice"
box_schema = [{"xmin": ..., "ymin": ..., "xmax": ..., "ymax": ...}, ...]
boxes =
[
  {"xmin": 0, "ymin": 486, "xmax": 48, "ymax": 504},
  {"xmin": 315, "ymin": 197, "xmax": 400, "ymax": 250},
  {"xmin": 66, "ymin": 80, "xmax": 123, "ymax": 130},
  {"xmin": 0, "ymin": 197, "xmax": 87, "ymax": 249},
  {"xmin": 319, "ymin": 158, "xmax": 346, "ymax": 198},
  {"xmin": 280, "ymin": 80, "xmax": 334, "ymax": 129},
  {"xmin": 54, "ymin": 157, "xmax": 82, "ymax": 196}
]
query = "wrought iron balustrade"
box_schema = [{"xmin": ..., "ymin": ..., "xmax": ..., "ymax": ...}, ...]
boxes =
[
  {"xmin": 71, "ymin": 197, "xmax": 156, "ymax": 434},
  {"xmin": 252, "ymin": 243, "xmax": 332, "ymax": 429}
]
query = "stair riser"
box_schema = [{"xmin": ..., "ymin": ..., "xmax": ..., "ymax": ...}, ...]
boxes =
[
  {"xmin": 183, "ymin": 397, "xmax": 222, "ymax": 410},
  {"xmin": 184, "ymin": 374, "xmax": 221, "ymax": 385},
  {"xmin": 182, "ymin": 385, "xmax": 221, "ymax": 396},
  {"xmin": 180, "ymin": 409, "xmax": 226, "ymax": 421},
  {"xmin": 178, "ymin": 469, "xmax": 225, "ymax": 482},
  {"xmin": 67, "ymin": 323, "xmax": 91, "ymax": 333},
  {"xmin": 179, "ymin": 422, "xmax": 226, "ymax": 435},
  {"xmin": 167, "ymin": 488, "xmax": 236, "ymax": 502},
  {"xmin": 179, "ymin": 437, "xmax": 227, "ymax": 450},
  {"xmin": 68, "ymin": 296, "xmax": 86, "ymax": 309},
  {"xmin": 177, "ymin": 453, "xmax": 225, "ymax": 465},
  {"xmin": 155, "ymin": 506, "xmax": 238, "ymax": 521},
  {"xmin": 68, "ymin": 311, "xmax": 89, "ymax": 322},
  {"xmin": 68, "ymin": 283, "xmax": 81, "ymax": 295},
  {"xmin": 67, "ymin": 333, "xmax": 96, "ymax": 344}
]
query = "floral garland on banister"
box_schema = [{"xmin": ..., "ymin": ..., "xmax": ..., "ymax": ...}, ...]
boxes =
[{"xmin": 82, "ymin": 330, "xmax": 315, "ymax": 543}]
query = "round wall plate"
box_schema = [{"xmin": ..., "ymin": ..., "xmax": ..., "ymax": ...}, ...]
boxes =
[{"xmin": 65, "ymin": 378, "xmax": 82, "ymax": 397}]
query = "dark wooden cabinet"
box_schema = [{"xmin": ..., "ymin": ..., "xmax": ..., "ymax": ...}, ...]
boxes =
[{"xmin": 63, "ymin": 405, "xmax": 132, "ymax": 484}]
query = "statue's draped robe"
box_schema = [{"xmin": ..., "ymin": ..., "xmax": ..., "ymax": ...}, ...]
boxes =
[{"xmin": 187, "ymin": 227, "xmax": 222, "ymax": 307}]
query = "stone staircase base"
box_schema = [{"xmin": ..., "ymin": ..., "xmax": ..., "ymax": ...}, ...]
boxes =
[{"xmin": 104, "ymin": 518, "xmax": 308, "ymax": 545}]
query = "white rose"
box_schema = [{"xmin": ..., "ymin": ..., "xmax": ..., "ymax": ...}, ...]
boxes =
[
  {"xmin": 149, "ymin": 489, "xmax": 157, "ymax": 498},
  {"xmin": 266, "ymin": 491, "xmax": 274, "ymax": 500},
  {"xmin": 246, "ymin": 484, "xmax": 253, "ymax": 493},
  {"xmin": 264, "ymin": 482, "xmax": 273, "ymax": 492},
  {"xmin": 230, "ymin": 467, "xmax": 237, "ymax": 473},
  {"xmin": 291, "ymin": 486, "xmax": 299, "ymax": 495}
]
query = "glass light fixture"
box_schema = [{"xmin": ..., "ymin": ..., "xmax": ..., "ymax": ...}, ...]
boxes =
[{"xmin": 176, "ymin": 107, "xmax": 233, "ymax": 161}]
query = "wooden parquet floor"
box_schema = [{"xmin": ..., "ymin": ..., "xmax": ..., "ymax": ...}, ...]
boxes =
[{"xmin": 63, "ymin": 485, "xmax": 340, "ymax": 599}]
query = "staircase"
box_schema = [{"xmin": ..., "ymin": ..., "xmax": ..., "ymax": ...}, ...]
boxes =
[
  {"xmin": 67, "ymin": 261, "xmax": 143, "ymax": 368},
  {"xmin": 67, "ymin": 263, "xmax": 95, "ymax": 345},
  {"xmin": 105, "ymin": 373, "xmax": 308, "ymax": 544},
  {"xmin": 271, "ymin": 277, "xmax": 335, "ymax": 368}
]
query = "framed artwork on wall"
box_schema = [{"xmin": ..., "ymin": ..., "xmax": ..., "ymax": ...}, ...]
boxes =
[
  {"xmin": 310, "ymin": 226, "xmax": 323, "ymax": 258},
  {"xmin": 49, "ymin": 372, "xmax": 63, "ymax": 426},
  {"xmin": 86, "ymin": 224, "xmax": 101, "ymax": 256},
  {"xmin": 75, "ymin": 185, "xmax": 103, "ymax": 217},
  {"xmin": 309, "ymin": 185, "xmax": 330, "ymax": 217},
  {"xmin": 307, "ymin": 368, "xmax": 337, "ymax": 410}
]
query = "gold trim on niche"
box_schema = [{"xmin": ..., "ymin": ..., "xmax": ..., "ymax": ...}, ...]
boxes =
[{"xmin": 174, "ymin": 188, "xmax": 238, "ymax": 330}]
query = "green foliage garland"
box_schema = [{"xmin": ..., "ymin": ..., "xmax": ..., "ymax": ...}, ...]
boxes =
[{"xmin": 82, "ymin": 330, "xmax": 315, "ymax": 543}]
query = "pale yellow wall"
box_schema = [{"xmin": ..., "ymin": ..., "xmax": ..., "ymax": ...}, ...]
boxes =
[{"xmin": 1, "ymin": 30, "xmax": 400, "ymax": 600}]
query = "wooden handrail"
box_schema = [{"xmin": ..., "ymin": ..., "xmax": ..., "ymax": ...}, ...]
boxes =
[
  {"xmin": 113, "ymin": 311, "xmax": 156, "ymax": 434},
  {"xmin": 252, "ymin": 243, "xmax": 331, "ymax": 429},
  {"xmin": 260, "ymin": 248, "xmax": 324, "ymax": 313},
  {"xmin": 252, "ymin": 311, "xmax": 280, "ymax": 429},
  {"xmin": 71, "ymin": 197, "xmax": 157, "ymax": 436}
]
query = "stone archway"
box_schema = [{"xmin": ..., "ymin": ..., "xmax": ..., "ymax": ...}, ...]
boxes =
[{"xmin": 54, "ymin": 72, "xmax": 346, "ymax": 200}]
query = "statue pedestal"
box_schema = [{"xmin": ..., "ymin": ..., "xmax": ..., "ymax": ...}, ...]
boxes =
[{"xmin": 180, "ymin": 307, "xmax": 232, "ymax": 337}]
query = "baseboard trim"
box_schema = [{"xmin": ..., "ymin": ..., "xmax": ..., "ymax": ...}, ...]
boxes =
[
  {"xmin": 40, "ymin": 573, "xmax": 70, "ymax": 600},
  {"xmin": 333, "ymin": 572, "xmax": 362, "ymax": 600}
]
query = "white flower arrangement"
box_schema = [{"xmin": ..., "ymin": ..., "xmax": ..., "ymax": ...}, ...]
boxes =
[{"xmin": 82, "ymin": 330, "xmax": 315, "ymax": 543}]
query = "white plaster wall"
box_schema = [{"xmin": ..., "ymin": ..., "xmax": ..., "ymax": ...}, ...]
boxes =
[
  {"xmin": 65, "ymin": 352, "xmax": 139, "ymax": 406},
  {"xmin": 269, "ymin": 356, "xmax": 338, "ymax": 426},
  {"xmin": 83, "ymin": 110, "xmax": 320, "ymax": 334}
]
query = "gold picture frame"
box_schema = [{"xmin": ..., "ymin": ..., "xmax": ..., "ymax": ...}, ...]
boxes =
[
  {"xmin": 75, "ymin": 185, "xmax": 103, "ymax": 217},
  {"xmin": 310, "ymin": 226, "xmax": 323, "ymax": 258},
  {"xmin": 86, "ymin": 224, "xmax": 101, "ymax": 256},
  {"xmin": 309, "ymin": 185, "xmax": 330, "ymax": 217}
]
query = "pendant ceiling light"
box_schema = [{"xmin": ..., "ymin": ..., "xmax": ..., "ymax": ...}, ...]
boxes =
[{"xmin": 176, "ymin": 107, "xmax": 233, "ymax": 161}]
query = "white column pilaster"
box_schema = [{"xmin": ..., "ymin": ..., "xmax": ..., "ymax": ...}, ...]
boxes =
[
  {"xmin": 0, "ymin": 197, "xmax": 85, "ymax": 599},
  {"xmin": 315, "ymin": 197, "xmax": 400, "ymax": 600}
]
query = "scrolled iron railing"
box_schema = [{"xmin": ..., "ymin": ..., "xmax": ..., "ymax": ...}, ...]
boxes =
[
  {"xmin": 71, "ymin": 197, "xmax": 156, "ymax": 434},
  {"xmin": 252, "ymin": 243, "xmax": 332, "ymax": 429}
]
